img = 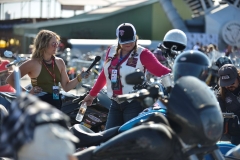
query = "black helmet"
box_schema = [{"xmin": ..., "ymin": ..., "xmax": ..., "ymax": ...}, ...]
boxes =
[
  {"xmin": 172, "ymin": 50, "xmax": 211, "ymax": 83},
  {"xmin": 215, "ymin": 56, "xmax": 233, "ymax": 69}
]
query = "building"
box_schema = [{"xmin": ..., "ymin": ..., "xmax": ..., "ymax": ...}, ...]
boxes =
[{"xmin": 1, "ymin": 0, "xmax": 240, "ymax": 53}]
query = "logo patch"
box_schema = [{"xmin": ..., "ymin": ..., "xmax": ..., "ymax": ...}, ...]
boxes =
[
  {"xmin": 222, "ymin": 75, "xmax": 230, "ymax": 80},
  {"xmin": 119, "ymin": 30, "xmax": 125, "ymax": 36},
  {"xmin": 225, "ymin": 97, "xmax": 232, "ymax": 103}
]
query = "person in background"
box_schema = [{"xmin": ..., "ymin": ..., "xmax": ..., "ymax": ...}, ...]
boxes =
[
  {"xmin": 216, "ymin": 64, "xmax": 240, "ymax": 145},
  {"xmin": 28, "ymin": 44, "xmax": 34, "ymax": 54},
  {"xmin": 82, "ymin": 23, "xmax": 171, "ymax": 130},
  {"xmin": 206, "ymin": 44, "xmax": 223, "ymax": 64},
  {"xmin": 0, "ymin": 55, "xmax": 15, "ymax": 92},
  {"xmin": 6, "ymin": 30, "xmax": 90, "ymax": 110},
  {"xmin": 146, "ymin": 43, "xmax": 167, "ymax": 80},
  {"xmin": 213, "ymin": 44, "xmax": 219, "ymax": 51},
  {"xmin": 0, "ymin": 94, "xmax": 79, "ymax": 160},
  {"xmin": 153, "ymin": 43, "xmax": 167, "ymax": 66},
  {"xmin": 193, "ymin": 42, "xmax": 200, "ymax": 50},
  {"xmin": 225, "ymin": 45, "xmax": 233, "ymax": 57}
]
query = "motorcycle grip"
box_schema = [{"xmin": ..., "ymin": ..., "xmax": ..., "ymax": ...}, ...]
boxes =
[
  {"xmin": 5, "ymin": 60, "xmax": 16, "ymax": 68},
  {"xmin": 117, "ymin": 89, "xmax": 150, "ymax": 102}
]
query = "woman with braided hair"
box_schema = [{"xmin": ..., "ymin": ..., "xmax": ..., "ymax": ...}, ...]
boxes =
[{"xmin": 82, "ymin": 23, "xmax": 171, "ymax": 130}]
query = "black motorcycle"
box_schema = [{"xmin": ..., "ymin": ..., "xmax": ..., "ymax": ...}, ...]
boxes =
[
  {"xmin": 61, "ymin": 84, "xmax": 111, "ymax": 132},
  {"xmin": 71, "ymin": 73, "xmax": 229, "ymax": 160}
]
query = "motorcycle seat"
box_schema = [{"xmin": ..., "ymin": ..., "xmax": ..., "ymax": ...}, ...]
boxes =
[{"xmin": 70, "ymin": 124, "xmax": 120, "ymax": 148}]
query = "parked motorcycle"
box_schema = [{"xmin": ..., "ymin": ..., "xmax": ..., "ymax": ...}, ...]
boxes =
[
  {"xmin": 62, "ymin": 84, "xmax": 111, "ymax": 132},
  {"xmin": 71, "ymin": 71, "xmax": 239, "ymax": 159},
  {"xmin": 71, "ymin": 75, "xmax": 230, "ymax": 159},
  {"xmin": 0, "ymin": 51, "xmax": 29, "ymax": 111}
]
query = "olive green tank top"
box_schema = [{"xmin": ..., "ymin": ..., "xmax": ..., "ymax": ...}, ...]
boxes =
[{"xmin": 31, "ymin": 59, "xmax": 61, "ymax": 94}]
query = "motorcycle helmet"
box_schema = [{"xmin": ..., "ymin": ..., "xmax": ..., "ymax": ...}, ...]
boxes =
[
  {"xmin": 162, "ymin": 29, "xmax": 187, "ymax": 51},
  {"xmin": 215, "ymin": 56, "xmax": 233, "ymax": 69},
  {"xmin": 168, "ymin": 76, "xmax": 223, "ymax": 145},
  {"xmin": 172, "ymin": 50, "xmax": 211, "ymax": 83}
]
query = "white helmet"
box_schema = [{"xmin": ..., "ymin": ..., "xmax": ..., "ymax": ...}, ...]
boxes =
[{"xmin": 162, "ymin": 29, "xmax": 187, "ymax": 51}]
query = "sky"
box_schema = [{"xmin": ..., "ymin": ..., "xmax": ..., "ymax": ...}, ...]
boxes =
[{"xmin": 0, "ymin": 0, "xmax": 97, "ymax": 20}]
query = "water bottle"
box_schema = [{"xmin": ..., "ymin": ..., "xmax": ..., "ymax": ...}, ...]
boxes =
[{"xmin": 76, "ymin": 102, "xmax": 87, "ymax": 122}]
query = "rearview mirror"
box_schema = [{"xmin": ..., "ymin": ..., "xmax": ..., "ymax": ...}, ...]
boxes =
[{"xmin": 4, "ymin": 50, "xmax": 13, "ymax": 58}]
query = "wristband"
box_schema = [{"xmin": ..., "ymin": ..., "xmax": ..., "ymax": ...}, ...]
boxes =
[{"xmin": 77, "ymin": 74, "xmax": 82, "ymax": 82}]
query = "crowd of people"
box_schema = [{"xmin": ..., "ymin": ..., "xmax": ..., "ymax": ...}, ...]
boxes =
[
  {"xmin": 0, "ymin": 22, "xmax": 240, "ymax": 159},
  {"xmin": 192, "ymin": 42, "xmax": 240, "ymax": 65}
]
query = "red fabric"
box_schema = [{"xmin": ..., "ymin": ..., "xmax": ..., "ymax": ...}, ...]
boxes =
[
  {"xmin": 0, "ymin": 85, "xmax": 15, "ymax": 92},
  {"xmin": 90, "ymin": 47, "xmax": 171, "ymax": 97},
  {"xmin": 0, "ymin": 60, "xmax": 9, "ymax": 71},
  {"xmin": 0, "ymin": 60, "xmax": 16, "ymax": 92}
]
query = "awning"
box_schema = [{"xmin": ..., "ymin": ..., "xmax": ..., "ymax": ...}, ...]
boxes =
[
  {"xmin": 0, "ymin": 0, "xmax": 29, "ymax": 3},
  {"xmin": 0, "ymin": 0, "xmax": 123, "ymax": 5}
]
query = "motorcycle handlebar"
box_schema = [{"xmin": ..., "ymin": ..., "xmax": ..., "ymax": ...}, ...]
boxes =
[
  {"xmin": 222, "ymin": 113, "xmax": 236, "ymax": 119},
  {"xmin": 5, "ymin": 60, "xmax": 17, "ymax": 68},
  {"xmin": 81, "ymin": 84, "xmax": 92, "ymax": 90},
  {"xmin": 117, "ymin": 86, "xmax": 160, "ymax": 102},
  {"xmin": 5, "ymin": 57, "xmax": 28, "ymax": 68},
  {"xmin": 117, "ymin": 89, "xmax": 150, "ymax": 102}
]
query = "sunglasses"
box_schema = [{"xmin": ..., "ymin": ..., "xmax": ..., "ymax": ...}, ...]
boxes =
[{"xmin": 51, "ymin": 42, "xmax": 59, "ymax": 48}]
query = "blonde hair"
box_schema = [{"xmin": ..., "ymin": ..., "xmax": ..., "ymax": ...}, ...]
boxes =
[{"xmin": 31, "ymin": 30, "xmax": 60, "ymax": 60}]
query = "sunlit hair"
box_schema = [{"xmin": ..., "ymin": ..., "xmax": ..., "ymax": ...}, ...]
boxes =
[
  {"xmin": 105, "ymin": 35, "xmax": 139, "ymax": 63},
  {"xmin": 31, "ymin": 30, "xmax": 60, "ymax": 60},
  {"xmin": 219, "ymin": 69, "xmax": 240, "ymax": 100}
]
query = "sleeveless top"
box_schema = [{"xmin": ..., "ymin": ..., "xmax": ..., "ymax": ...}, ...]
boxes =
[{"xmin": 31, "ymin": 59, "xmax": 61, "ymax": 94}]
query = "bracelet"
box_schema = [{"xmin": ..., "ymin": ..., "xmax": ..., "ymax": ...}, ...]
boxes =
[{"xmin": 77, "ymin": 74, "xmax": 82, "ymax": 82}]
